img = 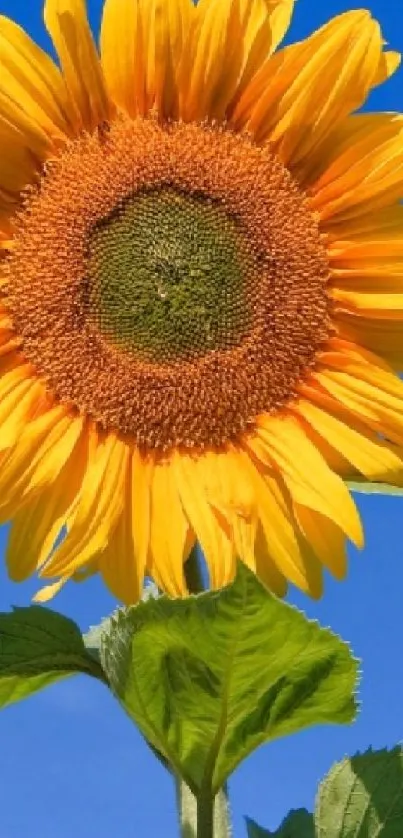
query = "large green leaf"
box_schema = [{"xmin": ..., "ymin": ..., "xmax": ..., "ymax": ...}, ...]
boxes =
[
  {"xmin": 246, "ymin": 809, "xmax": 314, "ymax": 837},
  {"xmin": 0, "ymin": 606, "xmax": 106, "ymax": 708},
  {"xmin": 100, "ymin": 563, "xmax": 358, "ymax": 795},
  {"xmin": 315, "ymin": 746, "xmax": 403, "ymax": 837}
]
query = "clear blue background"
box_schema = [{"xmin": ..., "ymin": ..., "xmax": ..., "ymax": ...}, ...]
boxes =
[{"xmin": 0, "ymin": 1, "xmax": 402, "ymax": 835}]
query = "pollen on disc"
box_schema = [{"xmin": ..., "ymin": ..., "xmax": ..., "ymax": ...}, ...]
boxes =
[{"xmin": 5, "ymin": 115, "xmax": 331, "ymax": 451}]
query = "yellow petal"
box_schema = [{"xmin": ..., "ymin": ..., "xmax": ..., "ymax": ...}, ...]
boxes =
[
  {"xmin": 373, "ymin": 49, "xmax": 401, "ymax": 85},
  {"xmin": 99, "ymin": 521, "xmax": 142, "ymax": 607},
  {"xmin": 231, "ymin": 511, "xmax": 258, "ymax": 572},
  {"xmin": 0, "ymin": 15, "xmax": 74, "ymax": 140},
  {"xmin": 0, "ymin": 368, "xmax": 44, "ymax": 453},
  {"xmin": 0, "ymin": 336, "xmax": 20, "ymax": 358},
  {"xmin": 184, "ymin": 0, "xmax": 242, "ymax": 121},
  {"xmin": 23, "ymin": 415, "xmax": 84, "ymax": 496},
  {"xmin": 0, "ymin": 117, "xmax": 42, "ymax": 195},
  {"xmin": 41, "ymin": 433, "xmax": 127, "ymax": 577},
  {"xmin": 44, "ymin": 0, "xmax": 110, "ymax": 131},
  {"xmin": 333, "ymin": 288, "xmax": 403, "ymax": 318},
  {"xmin": 0, "ymin": 406, "xmax": 79, "ymax": 514},
  {"xmin": 253, "ymin": 523, "xmax": 288, "ymax": 597},
  {"xmin": 310, "ymin": 115, "xmax": 403, "ymax": 221},
  {"xmin": 191, "ymin": 446, "xmax": 256, "ymax": 584},
  {"xmin": 0, "ymin": 89, "xmax": 51, "ymax": 156},
  {"xmin": 288, "ymin": 400, "xmax": 355, "ymax": 478},
  {"xmin": 236, "ymin": 10, "xmax": 390, "ymax": 166},
  {"xmin": 148, "ymin": 458, "xmax": 190, "ymax": 596},
  {"xmin": 329, "ymin": 239, "xmax": 403, "ymax": 263},
  {"xmin": 321, "ymin": 354, "xmax": 403, "ymax": 402},
  {"xmin": 326, "ymin": 203, "xmax": 403, "ymax": 243},
  {"xmin": 293, "ymin": 398, "xmax": 403, "ymax": 482},
  {"xmin": 72, "ymin": 560, "xmax": 98, "ymax": 584},
  {"xmin": 131, "ymin": 447, "xmax": 153, "ymax": 576},
  {"xmin": 212, "ymin": 448, "xmax": 257, "ymax": 568},
  {"xmin": 242, "ymin": 446, "xmax": 324, "ymax": 597},
  {"xmin": 228, "ymin": 0, "xmax": 296, "ymax": 114},
  {"xmin": 332, "ymin": 274, "xmax": 403, "ymax": 295},
  {"xmin": 100, "ymin": 450, "xmax": 149, "ymax": 605},
  {"xmin": 6, "ymin": 424, "xmax": 89, "ymax": 581},
  {"xmin": 185, "ymin": 0, "xmax": 293, "ymax": 122},
  {"xmin": 0, "ymin": 227, "xmax": 13, "ymax": 245},
  {"xmin": 305, "ymin": 114, "xmax": 397, "ymax": 190},
  {"xmin": 276, "ymin": 13, "xmax": 384, "ymax": 167},
  {"xmin": 33, "ymin": 577, "xmax": 70, "ymax": 602},
  {"xmin": 174, "ymin": 450, "xmax": 235, "ymax": 589},
  {"xmin": 0, "ymin": 209, "xmax": 16, "ymax": 243},
  {"xmin": 145, "ymin": 0, "xmax": 194, "ymax": 118},
  {"xmin": 0, "ymin": 363, "xmax": 33, "ymax": 406},
  {"xmin": 198, "ymin": 448, "xmax": 255, "ymax": 519},
  {"xmin": 100, "ymin": 0, "xmax": 142, "ymax": 116},
  {"xmin": 101, "ymin": 0, "xmax": 193, "ymax": 119},
  {"xmin": 335, "ymin": 313, "xmax": 403, "ymax": 369},
  {"xmin": 254, "ymin": 415, "xmax": 364, "ymax": 547},
  {"xmin": 0, "ymin": 383, "xmax": 44, "ymax": 452},
  {"xmin": 293, "ymin": 504, "xmax": 348, "ymax": 581},
  {"xmin": 323, "ymin": 338, "xmax": 395, "ymax": 372},
  {"xmin": 0, "ymin": 312, "xmax": 11, "ymax": 330},
  {"xmin": 263, "ymin": 0, "xmax": 295, "ymax": 49},
  {"xmin": 315, "ymin": 367, "xmax": 403, "ymax": 445}
]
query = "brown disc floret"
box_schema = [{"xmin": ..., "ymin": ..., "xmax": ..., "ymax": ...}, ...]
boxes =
[{"xmin": 5, "ymin": 116, "xmax": 331, "ymax": 450}]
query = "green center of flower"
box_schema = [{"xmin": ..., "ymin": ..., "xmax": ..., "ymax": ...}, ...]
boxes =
[{"xmin": 86, "ymin": 187, "xmax": 253, "ymax": 362}]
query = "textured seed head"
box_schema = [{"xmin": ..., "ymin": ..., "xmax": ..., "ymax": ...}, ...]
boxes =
[{"xmin": 5, "ymin": 115, "xmax": 331, "ymax": 451}]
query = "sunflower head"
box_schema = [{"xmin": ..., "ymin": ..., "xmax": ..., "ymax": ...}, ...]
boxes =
[{"xmin": 0, "ymin": 0, "xmax": 402, "ymax": 604}]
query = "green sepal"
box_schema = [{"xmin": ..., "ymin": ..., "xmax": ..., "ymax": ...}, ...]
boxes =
[{"xmin": 100, "ymin": 562, "xmax": 359, "ymax": 795}]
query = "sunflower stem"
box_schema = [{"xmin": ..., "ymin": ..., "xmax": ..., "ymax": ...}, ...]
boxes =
[
  {"xmin": 177, "ymin": 781, "xmax": 231, "ymax": 838},
  {"xmin": 179, "ymin": 546, "xmax": 232, "ymax": 837}
]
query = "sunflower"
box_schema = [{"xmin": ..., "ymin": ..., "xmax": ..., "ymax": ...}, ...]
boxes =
[{"xmin": 0, "ymin": 0, "xmax": 402, "ymax": 603}]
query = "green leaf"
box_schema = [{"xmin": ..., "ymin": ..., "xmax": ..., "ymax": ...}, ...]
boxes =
[
  {"xmin": 347, "ymin": 480, "xmax": 403, "ymax": 496},
  {"xmin": 246, "ymin": 809, "xmax": 314, "ymax": 837},
  {"xmin": 100, "ymin": 563, "xmax": 358, "ymax": 794},
  {"xmin": 0, "ymin": 606, "xmax": 106, "ymax": 708},
  {"xmin": 83, "ymin": 581, "xmax": 159, "ymax": 661},
  {"xmin": 315, "ymin": 746, "xmax": 403, "ymax": 837},
  {"xmin": 83, "ymin": 582, "xmax": 158, "ymax": 662}
]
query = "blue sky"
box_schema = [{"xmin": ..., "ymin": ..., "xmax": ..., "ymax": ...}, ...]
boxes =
[{"xmin": 0, "ymin": 1, "xmax": 402, "ymax": 836}]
